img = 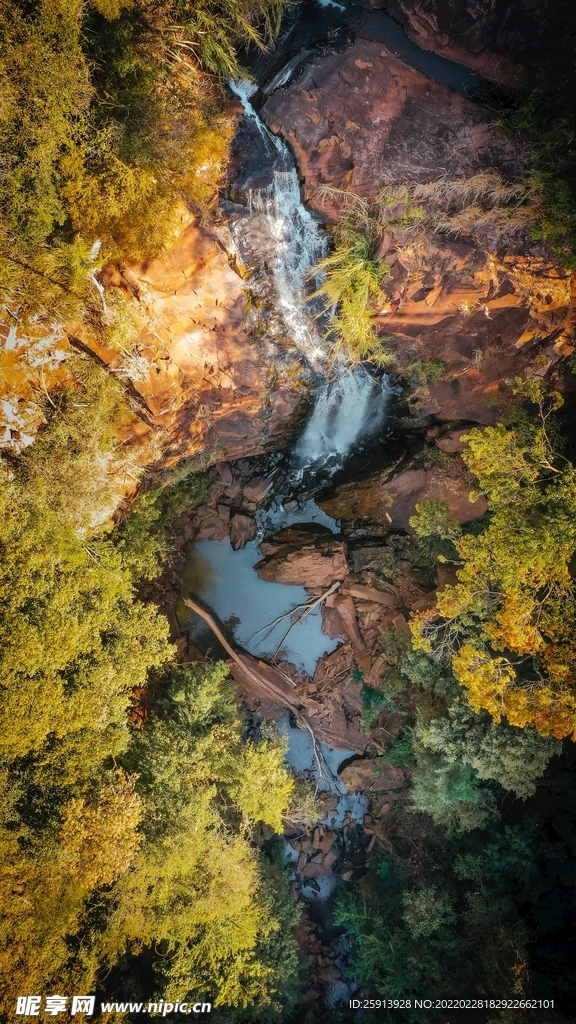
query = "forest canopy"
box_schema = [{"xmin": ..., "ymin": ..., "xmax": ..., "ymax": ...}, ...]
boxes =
[
  {"xmin": 0, "ymin": 0, "xmax": 290, "ymax": 323},
  {"xmin": 0, "ymin": 1, "xmax": 302, "ymax": 1016},
  {"xmin": 410, "ymin": 384, "xmax": 576, "ymax": 739}
]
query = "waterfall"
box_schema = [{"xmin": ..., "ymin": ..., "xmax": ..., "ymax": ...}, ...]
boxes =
[
  {"xmin": 228, "ymin": 80, "xmax": 328, "ymax": 366},
  {"xmin": 229, "ymin": 81, "xmax": 390, "ymax": 479},
  {"xmin": 291, "ymin": 365, "xmax": 390, "ymax": 479}
]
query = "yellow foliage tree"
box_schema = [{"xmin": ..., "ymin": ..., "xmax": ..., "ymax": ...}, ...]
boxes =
[{"xmin": 410, "ymin": 388, "xmax": 576, "ymax": 739}]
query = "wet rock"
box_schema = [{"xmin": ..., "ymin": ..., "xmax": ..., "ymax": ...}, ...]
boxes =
[
  {"xmin": 229, "ymin": 513, "xmax": 256, "ymax": 550},
  {"xmin": 340, "ymin": 758, "xmax": 406, "ymax": 793},
  {"xmin": 302, "ymin": 859, "xmax": 332, "ymax": 878},
  {"xmin": 318, "ymin": 831, "xmax": 338, "ymax": 855},
  {"xmin": 319, "ymin": 458, "xmax": 487, "ymax": 529},
  {"xmin": 255, "ymin": 524, "xmax": 348, "ymax": 588},
  {"xmin": 319, "ymin": 964, "xmax": 342, "ymax": 984},
  {"xmin": 322, "ymin": 848, "xmax": 338, "ymax": 871},
  {"xmin": 344, "ymin": 583, "xmax": 396, "ymax": 607},
  {"xmin": 303, "ymin": 703, "xmax": 367, "ymax": 754}
]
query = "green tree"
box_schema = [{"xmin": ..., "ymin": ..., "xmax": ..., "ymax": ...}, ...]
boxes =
[
  {"xmin": 417, "ymin": 697, "xmax": 561, "ymax": 799},
  {"xmin": 312, "ymin": 192, "xmax": 392, "ymax": 363},
  {"xmin": 104, "ymin": 663, "xmax": 297, "ymax": 1009},
  {"xmin": 410, "ymin": 395, "xmax": 576, "ymax": 739}
]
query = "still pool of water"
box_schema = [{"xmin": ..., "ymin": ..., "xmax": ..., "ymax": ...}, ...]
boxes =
[{"xmin": 177, "ymin": 530, "xmax": 340, "ymax": 676}]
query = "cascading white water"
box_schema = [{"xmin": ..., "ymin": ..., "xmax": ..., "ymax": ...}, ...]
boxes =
[
  {"xmin": 292, "ymin": 365, "xmax": 390, "ymax": 477},
  {"xmin": 229, "ymin": 80, "xmax": 328, "ymax": 366},
  {"xmin": 229, "ymin": 81, "xmax": 390, "ymax": 477}
]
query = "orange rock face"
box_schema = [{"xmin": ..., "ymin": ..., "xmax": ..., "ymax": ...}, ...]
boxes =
[
  {"xmin": 96, "ymin": 214, "xmax": 308, "ymax": 469},
  {"xmin": 263, "ymin": 39, "xmax": 523, "ymax": 209},
  {"xmin": 263, "ymin": 40, "xmax": 574, "ymax": 423}
]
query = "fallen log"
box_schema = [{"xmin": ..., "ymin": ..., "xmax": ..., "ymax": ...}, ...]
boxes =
[{"xmin": 182, "ymin": 596, "xmax": 341, "ymax": 786}]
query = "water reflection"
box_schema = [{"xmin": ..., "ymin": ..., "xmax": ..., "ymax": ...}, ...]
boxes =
[{"xmin": 178, "ymin": 535, "xmax": 339, "ymax": 675}]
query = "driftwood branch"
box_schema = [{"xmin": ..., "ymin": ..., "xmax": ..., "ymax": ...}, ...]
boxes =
[
  {"xmin": 272, "ymin": 581, "xmax": 341, "ymax": 658},
  {"xmin": 182, "ymin": 596, "xmax": 339, "ymax": 786}
]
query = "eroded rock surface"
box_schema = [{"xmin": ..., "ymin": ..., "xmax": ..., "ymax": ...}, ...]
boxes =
[
  {"xmin": 93, "ymin": 214, "xmax": 308, "ymax": 469},
  {"xmin": 255, "ymin": 524, "xmax": 349, "ymax": 587},
  {"xmin": 319, "ymin": 452, "xmax": 487, "ymax": 528},
  {"xmin": 263, "ymin": 38, "xmax": 523, "ymax": 207},
  {"xmin": 263, "ymin": 40, "xmax": 574, "ymax": 422}
]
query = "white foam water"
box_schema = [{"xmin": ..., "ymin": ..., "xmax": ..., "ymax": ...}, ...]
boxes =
[
  {"xmin": 229, "ymin": 80, "xmax": 328, "ymax": 366},
  {"xmin": 292, "ymin": 364, "xmax": 390, "ymax": 477},
  {"xmin": 229, "ymin": 81, "xmax": 390, "ymax": 478}
]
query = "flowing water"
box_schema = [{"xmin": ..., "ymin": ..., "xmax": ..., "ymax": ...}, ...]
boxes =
[
  {"xmin": 182, "ymin": 87, "xmax": 392, "ymax": 682},
  {"xmin": 228, "ymin": 80, "xmax": 328, "ymax": 366},
  {"xmin": 182, "ymin": 87, "xmax": 392, "ymax": 829},
  {"xmin": 291, "ymin": 364, "xmax": 391, "ymax": 480}
]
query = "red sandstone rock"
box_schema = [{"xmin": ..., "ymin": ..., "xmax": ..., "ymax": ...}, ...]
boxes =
[
  {"xmin": 319, "ymin": 458, "xmax": 487, "ymax": 529},
  {"xmin": 262, "ymin": 43, "xmax": 574, "ymax": 424},
  {"xmin": 344, "ymin": 584, "xmax": 396, "ymax": 606},
  {"xmin": 332, "ymin": 594, "xmax": 367, "ymax": 653},
  {"xmin": 256, "ymin": 525, "xmax": 348, "ymax": 588},
  {"xmin": 229, "ymin": 513, "xmax": 256, "ymax": 550},
  {"xmin": 435, "ymin": 429, "xmax": 470, "ymax": 453},
  {"xmin": 263, "ymin": 39, "xmax": 523, "ymax": 209},
  {"xmin": 242, "ymin": 476, "xmax": 275, "ymax": 503},
  {"xmin": 93, "ymin": 215, "xmax": 307, "ymax": 472},
  {"xmin": 321, "ymin": 603, "xmax": 347, "ymax": 641},
  {"xmin": 302, "ymin": 704, "xmax": 367, "ymax": 754}
]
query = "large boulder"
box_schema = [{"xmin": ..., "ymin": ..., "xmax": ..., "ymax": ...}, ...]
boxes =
[
  {"xmin": 255, "ymin": 524, "xmax": 349, "ymax": 588},
  {"xmin": 263, "ymin": 38, "xmax": 523, "ymax": 210},
  {"xmin": 319, "ymin": 458, "xmax": 487, "ymax": 529},
  {"xmin": 340, "ymin": 758, "xmax": 406, "ymax": 793}
]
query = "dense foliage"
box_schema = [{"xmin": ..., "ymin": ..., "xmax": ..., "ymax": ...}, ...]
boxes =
[
  {"xmin": 336, "ymin": 616, "xmax": 573, "ymax": 1018},
  {"xmin": 313, "ymin": 191, "xmax": 392, "ymax": 364},
  {"xmin": 0, "ymin": 0, "xmax": 290, "ymax": 325},
  {"xmin": 0, "ymin": 362, "xmax": 299, "ymax": 1015},
  {"xmin": 335, "ymin": 399, "xmax": 576, "ymax": 1017},
  {"xmin": 337, "ymin": 806, "xmax": 576, "ymax": 1021},
  {"xmin": 410, "ymin": 385, "xmax": 576, "ymax": 740}
]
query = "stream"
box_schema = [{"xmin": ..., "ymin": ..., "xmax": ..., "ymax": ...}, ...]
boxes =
[
  {"xmin": 179, "ymin": 75, "xmax": 387, "ymax": 959},
  {"xmin": 177, "ymin": 12, "xmax": 478, "ymax": 1009},
  {"xmin": 174, "ymin": 5, "xmax": 551, "ymax": 1018}
]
